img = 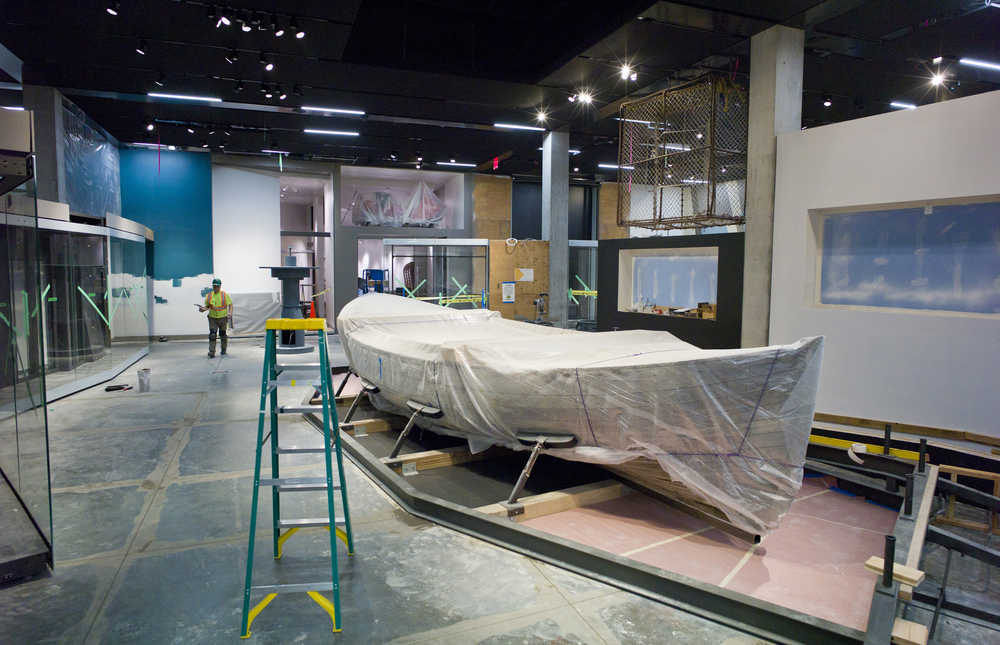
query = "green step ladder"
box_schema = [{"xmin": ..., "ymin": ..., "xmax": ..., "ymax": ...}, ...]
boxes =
[{"xmin": 241, "ymin": 318, "xmax": 354, "ymax": 638}]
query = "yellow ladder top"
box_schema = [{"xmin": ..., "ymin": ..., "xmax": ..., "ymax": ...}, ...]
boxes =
[{"xmin": 265, "ymin": 318, "xmax": 328, "ymax": 331}]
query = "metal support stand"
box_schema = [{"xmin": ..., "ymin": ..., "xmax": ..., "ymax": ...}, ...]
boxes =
[
  {"xmin": 929, "ymin": 548, "xmax": 953, "ymax": 639},
  {"xmin": 335, "ymin": 371, "xmax": 352, "ymax": 398},
  {"xmin": 882, "ymin": 535, "xmax": 896, "ymax": 588},
  {"xmin": 342, "ymin": 380, "xmax": 379, "ymax": 425},
  {"xmin": 500, "ymin": 433, "xmax": 577, "ymax": 517},
  {"xmin": 387, "ymin": 400, "xmax": 443, "ymax": 459}
]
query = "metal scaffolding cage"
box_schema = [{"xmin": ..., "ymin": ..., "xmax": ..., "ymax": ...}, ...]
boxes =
[{"xmin": 617, "ymin": 74, "xmax": 748, "ymax": 230}]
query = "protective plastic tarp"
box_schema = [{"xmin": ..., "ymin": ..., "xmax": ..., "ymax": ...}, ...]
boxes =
[
  {"xmin": 62, "ymin": 102, "xmax": 121, "ymax": 219},
  {"xmin": 230, "ymin": 292, "xmax": 281, "ymax": 333},
  {"xmin": 337, "ymin": 293, "xmax": 824, "ymax": 536},
  {"xmin": 401, "ymin": 181, "xmax": 445, "ymax": 225}
]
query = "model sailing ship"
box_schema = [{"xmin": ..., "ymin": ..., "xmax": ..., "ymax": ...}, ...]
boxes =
[{"xmin": 337, "ymin": 293, "xmax": 823, "ymax": 537}]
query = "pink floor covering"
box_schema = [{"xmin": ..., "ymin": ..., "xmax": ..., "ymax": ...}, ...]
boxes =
[{"xmin": 522, "ymin": 475, "xmax": 897, "ymax": 631}]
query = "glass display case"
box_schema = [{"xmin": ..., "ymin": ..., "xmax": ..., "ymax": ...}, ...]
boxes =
[
  {"xmin": 617, "ymin": 246, "xmax": 719, "ymax": 319},
  {"xmin": 384, "ymin": 239, "xmax": 488, "ymax": 309}
]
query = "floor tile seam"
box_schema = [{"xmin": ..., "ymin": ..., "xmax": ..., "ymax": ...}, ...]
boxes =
[
  {"xmin": 397, "ymin": 600, "xmax": 580, "ymax": 645},
  {"xmin": 51, "ymin": 479, "xmax": 149, "ymax": 494},
  {"xmin": 78, "ymin": 410, "xmax": 200, "ymax": 644},
  {"xmin": 618, "ymin": 526, "xmax": 713, "ymax": 557},
  {"xmin": 718, "ymin": 542, "xmax": 761, "ymax": 588},
  {"xmin": 54, "ymin": 551, "xmax": 130, "ymax": 569},
  {"xmin": 788, "ymin": 508, "xmax": 893, "ymax": 535},
  {"xmin": 162, "ymin": 461, "xmax": 328, "ymax": 485},
  {"xmin": 49, "ymin": 421, "xmax": 192, "ymax": 436}
]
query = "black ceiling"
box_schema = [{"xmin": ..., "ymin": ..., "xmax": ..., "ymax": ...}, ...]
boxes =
[{"xmin": 1, "ymin": 0, "xmax": 998, "ymax": 177}]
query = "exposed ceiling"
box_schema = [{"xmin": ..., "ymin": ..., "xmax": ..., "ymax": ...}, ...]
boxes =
[{"xmin": 1, "ymin": 0, "xmax": 998, "ymax": 178}]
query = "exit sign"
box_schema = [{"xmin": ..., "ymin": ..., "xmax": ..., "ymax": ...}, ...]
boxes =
[{"xmin": 492, "ymin": 156, "xmax": 499, "ymax": 170}]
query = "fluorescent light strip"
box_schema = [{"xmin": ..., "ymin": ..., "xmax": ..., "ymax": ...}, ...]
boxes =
[
  {"xmin": 261, "ymin": 149, "xmax": 291, "ymax": 155},
  {"xmin": 889, "ymin": 101, "xmax": 917, "ymax": 110},
  {"xmin": 598, "ymin": 163, "xmax": 634, "ymax": 170},
  {"xmin": 147, "ymin": 92, "xmax": 222, "ymax": 103},
  {"xmin": 436, "ymin": 161, "xmax": 476, "ymax": 167},
  {"xmin": 302, "ymin": 106, "xmax": 366, "ymax": 116},
  {"xmin": 130, "ymin": 142, "xmax": 172, "ymax": 148},
  {"xmin": 615, "ymin": 117, "xmax": 654, "ymax": 125},
  {"xmin": 959, "ymin": 57, "xmax": 1000, "ymax": 72},
  {"xmin": 2, "ymin": 106, "xmax": 25, "ymax": 111},
  {"xmin": 537, "ymin": 147, "xmax": 582, "ymax": 155},
  {"xmin": 494, "ymin": 122, "xmax": 545, "ymax": 131},
  {"xmin": 303, "ymin": 129, "xmax": 360, "ymax": 136},
  {"xmin": 682, "ymin": 179, "xmax": 708, "ymax": 184}
]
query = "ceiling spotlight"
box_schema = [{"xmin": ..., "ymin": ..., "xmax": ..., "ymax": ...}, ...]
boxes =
[
  {"xmin": 630, "ymin": 71, "xmax": 637, "ymax": 81},
  {"xmin": 568, "ymin": 94, "xmax": 577, "ymax": 102},
  {"xmin": 573, "ymin": 166, "xmax": 579, "ymax": 172},
  {"xmin": 265, "ymin": 90, "xmax": 273, "ymax": 99},
  {"xmin": 578, "ymin": 91, "xmax": 593, "ymax": 104},
  {"xmin": 415, "ymin": 163, "xmax": 421, "ymax": 169},
  {"xmin": 265, "ymin": 61, "xmax": 274, "ymax": 71},
  {"xmin": 695, "ymin": 132, "xmax": 703, "ymax": 139},
  {"xmin": 620, "ymin": 64, "xmax": 632, "ymax": 80},
  {"xmin": 187, "ymin": 127, "xmax": 195, "ymax": 134},
  {"xmin": 291, "ymin": 18, "xmax": 304, "ymax": 38},
  {"xmin": 931, "ymin": 73, "xmax": 945, "ymax": 86},
  {"xmin": 201, "ymin": 141, "xmax": 209, "ymax": 148},
  {"xmin": 823, "ymin": 95, "xmax": 832, "ymax": 107},
  {"xmin": 167, "ymin": 145, "xmax": 176, "ymax": 151},
  {"xmin": 535, "ymin": 110, "xmax": 547, "ymax": 123},
  {"xmin": 932, "ymin": 56, "xmax": 943, "ymax": 65},
  {"xmin": 146, "ymin": 122, "xmax": 155, "ymax": 131},
  {"xmin": 241, "ymin": 13, "xmax": 252, "ymax": 32},
  {"xmin": 217, "ymin": 13, "xmax": 231, "ymax": 28},
  {"xmin": 154, "ymin": 72, "xmax": 166, "ymax": 87},
  {"xmin": 136, "ymin": 39, "xmax": 147, "ymax": 55},
  {"xmin": 224, "ymin": 130, "xmax": 231, "ymax": 136},
  {"xmin": 106, "ymin": 2, "xmax": 120, "ymax": 16},
  {"xmin": 235, "ymin": 80, "xmax": 244, "ymax": 93},
  {"xmin": 450, "ymin": 157, "xmax": 456, "ymax": 163},
  {"xmin": 390, "ymin": 152, "xmax": 398, "ymax": 160},
  {"xmin": 225, "ymin": 49, "xmax": 239, "ymax": 64},
  {"xmin": 278, "ymin": 88, "xmax": 287, "ymax": 100},
  {"xmin": 417, "ymin": 155, "xmax": 423, "ymax": 161},
  {"xmin": 261, "ymin": 53, "xmax": 274, "ymax": 71}
]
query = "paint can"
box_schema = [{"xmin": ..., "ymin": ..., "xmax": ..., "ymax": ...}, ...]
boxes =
[{"xmin": 137, "ymin": 368, "xmax": 151, "ymax": 392}]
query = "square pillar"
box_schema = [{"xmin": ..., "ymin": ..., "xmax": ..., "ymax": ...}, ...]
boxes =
[
  {"xmin": 742, "ymin": 25, "xmax": 804, "ymax": 347},
  {"xmin": 542, "ymin": 131, "xmax": 569, "ymax": 327}
]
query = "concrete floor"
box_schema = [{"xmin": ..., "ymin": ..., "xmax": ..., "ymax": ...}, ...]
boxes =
[{"xmin": 0, "ymin": 338, "xmax": 771, "ymax": 645}]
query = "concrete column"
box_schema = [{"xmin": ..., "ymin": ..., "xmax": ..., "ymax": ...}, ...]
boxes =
[
  {"xmin": 21, "ymin": 85, "xmax": 66, "ymax": 204},
  {"xmin": 742, "ymin": 25, "xmax": 803, "ymax": 347},
  {"xmin": 542, "ymin": 130, "xmax": 569, "ymax": 327}
]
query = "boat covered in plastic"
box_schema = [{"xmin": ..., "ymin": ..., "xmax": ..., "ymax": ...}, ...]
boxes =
[{"xmin": 337, "ymin": 293, "xmax": 823, "ymax": 537}]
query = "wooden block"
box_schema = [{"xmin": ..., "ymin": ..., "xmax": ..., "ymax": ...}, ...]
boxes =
[
  {"xmin": 864, "ymin": 556, "xmax": 925, "ymax": 587},
  {"xmin": 933, "ymin": 516, "xmax": 991, "ymax": 531},
  {"xmin": 938, "ymin": 464, "xmax": 1000, "ymax": 481},
  {"xmin": 341, "ymin": 417, "xmax": 400, "ymax": 436},
  {"xmin": 892, "ymin": 618, "xmax": 929, "ymax": 645},
  {"xmin": 476, "ymin": 480, "xmax": 630, "ymax": 521},
  {"xmin": 598, "ymin": 182, "xmax": 627, "ymax": 239},
  {"xmin": 900, "ymin": 465, "xmax": 938, "ymax": 601},
  {"xmin": 812, "ymin": 412, "xmax": 1000, "ymax": 449},
  {"xmin": 382, "ymin": 445, "xmax": 508, "ymax": 474}
]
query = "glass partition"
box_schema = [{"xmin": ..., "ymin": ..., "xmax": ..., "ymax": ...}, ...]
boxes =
[
  {"xmin": 568, "ymin": 242, "xmax": 597, "ymax": 324},
  {"xmin": 0, "ymin": 165, "xmax": 52, "ymax": 551},
  {"xmin": 386, "ymin": 239, "xmax": 488, "ymax": 309}
]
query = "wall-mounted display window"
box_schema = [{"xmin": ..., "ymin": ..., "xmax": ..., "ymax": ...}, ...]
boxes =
[
  {"xmin": 617, "ymin": 246, "xmax": 718, "ymax": 319},
  {"xmin": 818, "ymin": 200, "xmax": 1000, "ymax": 315},
  {"xmin": 341, "ymin": 166, "xmax": 463, "ymax": 229},
  {"xmin": 385, "ymin": 239, "xmax": 488, "ymax": 309}
]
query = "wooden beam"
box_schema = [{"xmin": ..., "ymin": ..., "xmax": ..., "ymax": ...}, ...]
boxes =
[
  {"xmin": 900, "ymin": 465, "xmax": 938, "ymax": 601},
  {"xmin": 864, "ymin": 556, "xmax": 925, "ymax": 587},
  {"xmin": 340, "ymin": 417, "xmax": 401, "ymax": 436},
  {"xmin": 382, "ymin": 445, "xmax": 509, "ymax": 474},
  {"xmin": 476, "ymin": 480, "xmax": 631, "ymax": 522},
  {"xmin": 814, "ymin": 412, "xmax": 1000, "ymax": 449},
  {"xmin": 891, "ymin": 618, "xmax": 929, "ymax": 645}
]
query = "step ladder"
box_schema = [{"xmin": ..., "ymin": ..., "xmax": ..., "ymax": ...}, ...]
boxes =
[{"xmin": 241, "ymin": 318, "xmax": 354, "ymax": 638}]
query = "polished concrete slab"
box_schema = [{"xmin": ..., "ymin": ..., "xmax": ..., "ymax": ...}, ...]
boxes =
[{"xmin": 2, "ymin": 337, "xmax": 786, "ymax": 644}]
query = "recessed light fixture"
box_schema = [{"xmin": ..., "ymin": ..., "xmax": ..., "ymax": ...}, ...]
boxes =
[
  {"xmin": 535, "ymin": 110, "xmax": 547, "ymax": 123},
  {"xmin": 146, "ymin": 123, "xmax": 155, "ymax": 131},
  {"xmin": 291, "ymin": 18, "xmax": 304, "ymax": 38},
  {"xmin": 931, "ymin": 73, "xmax": 945, "ymax": 86},
  {"xmin": 932, "ymin": 56, "xmax": 943, "ymax": 65},
  {"xmin": 201, "ymin": 142, "xmax": 209, "ymax": 148},
  {"xmin": 578, "ymin": 91, "xmax": 593, "ymax": 104},
  {"xmin": 823, "ymin": 95, "xmax": 832, "ymax": 107},
  {"xmin": 450, "ymin": 157, "xmax": 456, "ymax": 163},
  {"xmin": 415, "ymin": 163, "xmax": 421, "ymax": 169},
  {"xmin": 216, "ymin": 12, "xmax": 231, "ymax": 28},
  {"xmin": 573, "ymin": 166, "xmax": 579, "ymax": 172},
  {"xmin": 890, "ymin": 101, "xmax": 917, "ymax": 110},
  {"xmin": 437, "ymin": 161, "xmax": 476, "ymax": 167},
  {"xmin": 167, "ymin": 145, "xmax": 176, "ymax": 151},
  {"xmin": 959, "ymin": 57, "xmax": 1000, "ymax": 71},
  {"xmin": 136, "ymin": 39, "xmax": 147, "ymax": 55},
  {"xmin": 695, "ymin": 132, "xmax": 703, "ymax": 139},
  {"xmin": 417, "ymin": 155, "xmax": 423, "ymax": 162},
  {"xmin": 264, "ymin": 89, "xmax": 273, "ymax": 99},
  {"xmin": 260, "ymin": 53, "xmax": 274, "ymax": 71},
  {"xmin": 568, "ymin": 94, "xmax": 577, "ymax": 103},
  {"xmin": 148, "ymin": 92, "xmax": 222, "ymax": 103},
  {"xmin": 278, "ymin": 89, "xmax": 287, "ymax": 100},
  {"xmin": 598, "ymin": 163, "xmax": 633, "ymax": 169},
  {"xmin": 303, "ymin": 129, "xmax": 360, "ymax": 136},
  {"xmin": 630, "ymin": 71, "xmax": 637, "ymax": 81},
  {"xmin": 619, "ymin": 64, "xmax": 632, "ymax": 80},
  {"xmin": 106, "ymin": 2, "xmax": 120, "ymax": 16},
  {"xmin": 302, "ymin": 106, "xmax": 365, "ymax": 116},
  {"xmin": 494, "ymin": 122, "xmax": 545, "ymax": 131},
  {"xmin": 187, "ymin": 127, "xmax": 195, "ymax": 134}
]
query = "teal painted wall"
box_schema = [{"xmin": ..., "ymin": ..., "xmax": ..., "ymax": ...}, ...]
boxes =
[{"xmin": 120, "ymin": 148, "xmax": 212, "ymax": 280}]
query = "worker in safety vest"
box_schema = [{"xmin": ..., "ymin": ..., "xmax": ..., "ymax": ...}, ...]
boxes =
[{"xmin": 199, "ymin": 278, "xmax": 233, "ymax": 357}]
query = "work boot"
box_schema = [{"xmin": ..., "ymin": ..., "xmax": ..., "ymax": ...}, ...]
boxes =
[
  {"xmin": 221, "ymin": 348, "xmax": 227, "ymax": 355},
  {"xmin": 208, "ymin": 351, "xmax": 215, "ymax": 358}
]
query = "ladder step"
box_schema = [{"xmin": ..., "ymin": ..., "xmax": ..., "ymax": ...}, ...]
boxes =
[
  {"xmin": 276, "ymin": 445, "xmax": 326, "ymax": 454},
  {"xmin": 276, "ymin": 363, "xmax": 322, "ymax": 372},
  {"xmin": 252, "ymin": 582, "xmax": 334, "ymax": 593},
  {"xmin": 278, "ymin": 405, "xmax": 326, "ymax": 414},
  {"xmin": 278, "ymin": 517, "xmax": 346, "ymax": 529},
  {"xmin": 259, "ymin": 477, "xmax": 338, "ymax": 492}
]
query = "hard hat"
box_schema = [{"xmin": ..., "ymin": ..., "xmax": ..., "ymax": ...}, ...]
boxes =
[{"xmin": 212, "ymin": 278, "xmax": 222, "ymax": 286}]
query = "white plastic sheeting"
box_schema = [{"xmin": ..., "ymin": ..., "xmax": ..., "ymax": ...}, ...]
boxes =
[{"xmin": 337, "ymin": 293, "xmax": 823, "ymax": 535}]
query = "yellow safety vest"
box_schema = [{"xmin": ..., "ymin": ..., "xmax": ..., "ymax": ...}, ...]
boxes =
[{"xmin": 205, "ymin": 290, "xmax": 232, "ymax": 318}]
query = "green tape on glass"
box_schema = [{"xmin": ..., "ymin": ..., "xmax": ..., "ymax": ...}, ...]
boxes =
[{"xmin": 77, "ymin": 286, "xmax": 111, "ymax": 328}]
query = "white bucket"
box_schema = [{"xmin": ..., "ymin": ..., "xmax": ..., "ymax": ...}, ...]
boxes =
[{"xmin": 137, "ymin": 368, "xmax": 151, "ymax": 392}]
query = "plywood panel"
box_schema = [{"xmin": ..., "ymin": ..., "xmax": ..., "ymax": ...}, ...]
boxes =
[
  {"xmin": 489, "ymin": 240, "xmax": 549, "ymax": 321},
  {"xmin": 472, "ymin": 175, "xmax": 512, "ymax": 239},
  {"xmin": 598, "ymin": 182, "xmax": 627, "ymax": 240}
]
